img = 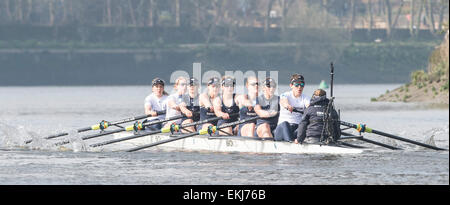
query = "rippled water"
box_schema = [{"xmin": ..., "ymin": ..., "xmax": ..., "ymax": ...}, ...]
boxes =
[{"xmin": 0, "ymin": 85, "xmax": 448, "ymax": 185}]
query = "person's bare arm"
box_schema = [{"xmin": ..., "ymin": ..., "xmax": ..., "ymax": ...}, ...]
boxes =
[
  {"xmin": 280, "ymin": 97, "xmax": 293, "ymax": 112},
  {"xmin": 213, "ymin": 97, "xmax": 229, "ymax": 119},
  {"xmin": 167, "ymin": 98, "xmax": 180, "ymax": 111},
  {"xmin": 145, "ymin": 104, "xmax": 158, "ymax": 116},
  {"xmin": 254, "ymin": 105, "xmax": 271, "ymax": 118},
  {"xmin": 179, "ymin": 102, "xmax": 192, "ymax": 117}
]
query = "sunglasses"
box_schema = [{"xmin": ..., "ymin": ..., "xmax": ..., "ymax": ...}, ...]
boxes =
[
  {"xmin": 250, "ymin": 82, "xmax": 259, "ymax": 86},
  {"xmin": 293, "ymin": 82, "xmax": 305, "ymax": 87}
]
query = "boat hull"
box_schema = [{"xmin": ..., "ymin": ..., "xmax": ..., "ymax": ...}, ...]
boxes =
[{"xmin": 113, "ymin": 132, "xmax": 364, "ymax": 154}]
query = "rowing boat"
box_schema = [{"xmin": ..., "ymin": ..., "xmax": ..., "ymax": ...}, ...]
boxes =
[{"xmin": 112, "ymin": 131, "xmax": 364, "ymax": 154}]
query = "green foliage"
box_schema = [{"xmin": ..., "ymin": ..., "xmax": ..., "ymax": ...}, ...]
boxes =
[
  {"xmin": 370, "ymin": 97, "xmax": 378, "ymax": 102},
  {"xmin": 411, "ymin": 70, "xmax": 429, "ymax": 85},
  {"xmin": 403, "ymin": 95, "xmax": 411, "ymax": 102},
  {"xmin": 441, "ymin": 81, "xmax": 449, "ymax": 91}
]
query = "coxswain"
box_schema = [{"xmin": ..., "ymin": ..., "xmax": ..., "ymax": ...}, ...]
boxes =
[{"xmin": 295, "ymin": 89, "xmax": 341, "ymax": 144}]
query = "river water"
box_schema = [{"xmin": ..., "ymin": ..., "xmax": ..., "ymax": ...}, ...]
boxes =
[{"xmin": 0, "ymin": 84, "xmax": 448, "ymax": 185}]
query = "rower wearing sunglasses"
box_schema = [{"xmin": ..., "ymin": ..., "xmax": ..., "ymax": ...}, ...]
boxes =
[
  {"xmin": 236, "ymin": 76, "xmax": 259, "ymax": 137},
  {"xmin": 254, "ymin": 78, "xmax": 280, "ymax": 139},
  {"xmin": 163, "ymin": 76, "xmax": 188, "ymax": 130},
  {"xmin": 274, "ymin": 74, "xmax": 310, "ymax": 142},
  {"xmin": 198, "ymin": 77, "xmax": 221, "ymax": 131},
  {"xmin": 179, "ymin": 77, "xmax": 201, "ymax": 133},
  {"xmin": 213, "ymin": 76, "xmax": 240, "ymax": 136}
]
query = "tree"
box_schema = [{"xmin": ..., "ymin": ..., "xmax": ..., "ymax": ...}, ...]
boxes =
[
  {"xmin": 128, "ymin": 0, "xmax": 137, "ymax": 25},
  {"xmin": 264, "ymin": 0, "xmax": 275, "ymax": 35},
  {"xmin": 415, "ymin": 0, "xmax": 424, "ymax": 37},
  {"xmin": 106, "ymin": 0, "xmax": 112, "ymax": 25},
  {"xmin": 384, "ymin": 0, "xmax": 392, "ymax": 37},
  {"xmin": 368, "ymin": 0, "xmax": 374, "ymax": 36},
  {"xmin": 175, "ymin": 0, "xmax": 180, "ymax": 27},
  {"xmin": 280, "ymin": 0, "xmax": 296, "ymax": 36},
  {"xmin": 409, "ymin": 0, "xmax": 416, "ymax": 37},
  {"xmin": 424, "ymin": 0, "xmax": 436, "ymax": 35},
  {"xmin": 49, "ymin": 0, "xmax": 55, "ymax": 26}
]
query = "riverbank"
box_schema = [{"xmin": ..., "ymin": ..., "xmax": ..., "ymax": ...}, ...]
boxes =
[
  {"xmin": 375, "ymin": 80, "xmax": 449, "ymax": 106},
  {"xmin": 375, "ymin": 30, "xmax": 449, "ymax": 106}
]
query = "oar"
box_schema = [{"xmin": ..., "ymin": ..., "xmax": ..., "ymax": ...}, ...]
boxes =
[
  {"xmin": 340, "ymin": 132, "xmax": 401, "ymax": 150},
  {"xmin": 340, "ymin": 121, "xmax": 446, "ymax": 151},
  {"xmin": 292, "ymin": 108, "xmax": 304, "ymax": 114},
  {"xmin": 89, "ymin": 113, "xmax": 237, "ymax": 148},
  {"xmin": 25, "ymin": 111, "xmax": 166, "ymax": 144},
  {"xmin": 54, "ymin": 114, "xmax": 183, "ymax": 146},
  {"xmin": 126, "ymin": 115, "xmax": 261, "ymax": 152}
]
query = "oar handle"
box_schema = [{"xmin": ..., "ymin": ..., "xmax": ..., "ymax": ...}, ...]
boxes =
[
  {"xmin": 292, "ymin": 108, "xmax": 304, "ymax": 114},
  {"xmin": 142, "ymin": 114, "xmax": 184, "ymax": 127},
  {"xmin": 91, "ymin": 112, "xmax": 230, "ymax": 148}
]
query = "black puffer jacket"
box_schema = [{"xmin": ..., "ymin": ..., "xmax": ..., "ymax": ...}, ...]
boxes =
[{"xmin": 296, "ymin": 96, "xmax": 340, "ymax": 143}]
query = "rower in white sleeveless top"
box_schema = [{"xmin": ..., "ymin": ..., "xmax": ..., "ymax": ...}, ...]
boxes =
[{"xmin": 274, "ymin": 74, "xmax": 310, "ymax": 142}]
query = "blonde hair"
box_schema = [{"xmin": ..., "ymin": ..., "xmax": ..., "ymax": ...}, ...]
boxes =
[
  {"xmin": 245, "ymin": 76, "xmax": 258, "ymax": 86},
  {"xmin": 174, "ymin": 77, "xmax": 187, "ymax": 86}
]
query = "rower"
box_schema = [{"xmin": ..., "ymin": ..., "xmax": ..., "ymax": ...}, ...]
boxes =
[
  {"xmin": 163, "ymin": 76, "xmax": 188, "ymax": 130},
  {"xmin": 236, "ymin": 76, "xmax": 259, "ymax": 137},
  {"xmin": 144, "ymin": 78, "xmax": 169, "ymax": 131},
  {"xmin": 199, "ymin": 77, "xmax": 221, "ymax": 131},
  {"xmin": 295, "ymin": 89, "xmax": 341, "ymax": 144},
  {"xmin": 274, "ymin": 74, "xmax": 310, "ymax": 142},
  {"xmin": 213, "ymin": 76, "xmax": 240, "ymax": 136},
  {"xmin": 254, "ymin": 78, "xmax": 280, "ymax": 139},
  {"xmin": 179, "ymin": 77, "xmax": 201, "ymax": 133}
]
